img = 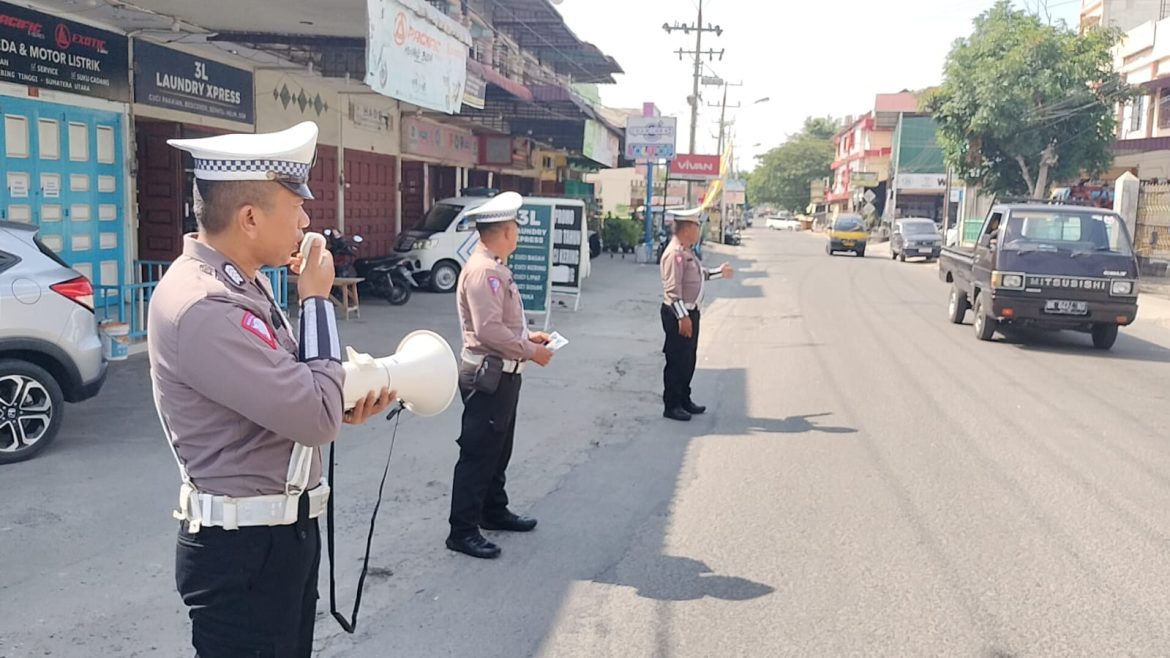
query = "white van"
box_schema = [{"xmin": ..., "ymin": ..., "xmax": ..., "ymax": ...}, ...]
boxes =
[{"xmin": 394, "ymin": 193, "xmax": 588, "ymax": 293}]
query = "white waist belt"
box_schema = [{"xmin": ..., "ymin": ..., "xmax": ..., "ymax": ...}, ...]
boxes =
[
  {"xmin": 461, "ymin": 351, "xmax": 526, "ymax": 374},
  {"xmin": 175, "ymin": 482, "xmax": 330, "ymax": 532}
]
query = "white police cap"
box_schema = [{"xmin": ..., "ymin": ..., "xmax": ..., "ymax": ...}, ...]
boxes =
[
  {"xmin": 666, "ymin": 206, "xmax": 703, "ymax": 223},
  {"xmin": 465, "ymin": 191, "xmax": 523, "ymax": 224},
  {"xmin": 167, "ymin": 121, "xmax": 319, "ymax": 200}
]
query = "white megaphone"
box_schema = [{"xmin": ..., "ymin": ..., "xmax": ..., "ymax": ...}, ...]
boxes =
[{"xmin": 342, "ymin": 330, "xmax": 459, "ymax": 417}]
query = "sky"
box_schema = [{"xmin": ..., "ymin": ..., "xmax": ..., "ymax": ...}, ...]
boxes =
[{"xmin": 555, "ymin": 0, "xmax": 1081, "ymax": 170}]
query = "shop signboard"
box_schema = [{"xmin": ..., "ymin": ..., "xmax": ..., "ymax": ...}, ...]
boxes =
[{"xmin": 133, "ymin": 40, "xmax": 254, "ymax": 124}]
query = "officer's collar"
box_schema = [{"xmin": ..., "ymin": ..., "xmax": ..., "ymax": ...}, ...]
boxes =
[
  {"xmin": 476, "ymin": 241, "xmax": 504, "ymax": 264},
  {"xmin": 182, "ymin": 234, "xmax": 253, "ymax": 289}
]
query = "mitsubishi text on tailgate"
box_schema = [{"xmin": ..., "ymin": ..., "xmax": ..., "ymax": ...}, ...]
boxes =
[{"xmin": 938, "ymin": 203, "xmax": 1138, "ymax": 350}]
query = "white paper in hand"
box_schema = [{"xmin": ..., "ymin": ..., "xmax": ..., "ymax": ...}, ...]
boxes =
[{"xmin": 546, "ymin": 332, "xmax": 569, "ymax": 352}]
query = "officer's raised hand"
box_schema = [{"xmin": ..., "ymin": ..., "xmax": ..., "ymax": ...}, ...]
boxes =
[
  {"xmin": 296, "ymin": 237, "xmax": 335, "ymax": 300},
  {"xmin": 719, "ymin": 262, "xmax": 734, "ymax": 279}
]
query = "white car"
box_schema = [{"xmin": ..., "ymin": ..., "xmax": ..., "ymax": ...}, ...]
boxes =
[{"xmin": 766, "ymin": 217, "xmax": 800, "ymax": 231}]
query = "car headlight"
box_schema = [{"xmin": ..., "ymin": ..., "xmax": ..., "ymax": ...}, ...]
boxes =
[
  {"xmin": 1110, "ymin": 280, "xmax": 1134, "ymax": 296},
  {"xmin": 992, "ymin": 271, "xmax": 1025, "ymax": 290},
  {"xmin": 416, "ymin": 239, "xmax": 437, "ymax": 250}
]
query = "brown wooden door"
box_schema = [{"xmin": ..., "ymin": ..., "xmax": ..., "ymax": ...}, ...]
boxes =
[
  {"xmin": 401, "ymin": 160, "xmax": 425, "ymax": 229},
  {"xmin": 468, "ymin": 170, "xmax": 490, "ymax": 189},
  {"xmin": 431, "ymin": 165, "xmax": 457, "ymax": 205},
  {"xmin": 343, "ymin": 150, "xmax": 397, "ymax": 256},
  {"xmin": 135, "ymin": 121, "xmax": 183, "ymax": 262},
  {"xmin": 303, "ymin": 145, "xmax": 338, "ymax": 232}
]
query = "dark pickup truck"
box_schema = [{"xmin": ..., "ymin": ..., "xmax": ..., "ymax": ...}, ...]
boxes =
[{"xmin": 938, "ymin": 203, "xmax": 1140, "ymax": 350}]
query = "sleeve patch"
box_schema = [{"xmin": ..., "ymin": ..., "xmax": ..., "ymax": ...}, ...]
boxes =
[
  {"xmin": 675, "ymin": 254, "xmax": 684, "ymax": 264},
  {"xmin": 487, "ymin": 275, "xmax": 502, "ymax": 295},
  {"xmin": 240, "ymin": 311, "xmax": 277, "ymax": 349}
]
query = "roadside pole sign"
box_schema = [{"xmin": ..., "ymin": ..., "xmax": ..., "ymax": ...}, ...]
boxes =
[{"xmin": 625, "ymin": 116, "xmax": 678, "ymax": 160}]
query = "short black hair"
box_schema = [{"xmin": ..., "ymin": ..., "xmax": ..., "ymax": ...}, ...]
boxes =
[
  {"xmin": 193, "ymin": 179, "xmax": 280, "ymax": 235},
  {"xmin": 476, "ymin": 220, "xmax": 513, "ymax": 237}
]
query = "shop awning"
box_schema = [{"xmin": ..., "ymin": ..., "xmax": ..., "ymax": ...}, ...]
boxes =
[
  {"xmin": 488, "ymin": 0, "xmax": 623, "ymax": 84},
  {"xmin": 467, "ymin": 59, "xmax": 533, "ymax": 102}
]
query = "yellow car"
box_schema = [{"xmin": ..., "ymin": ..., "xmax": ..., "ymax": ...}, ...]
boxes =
[{"xmin": 827, "ymin": 214, "xmax": 868, "ymax": 257}]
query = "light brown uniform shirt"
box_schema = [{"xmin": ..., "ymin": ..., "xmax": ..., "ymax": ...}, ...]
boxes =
[
  {"xmin": 457, "ymin": 242, "xmax": 536, "ymax": 361},
  {"xmin": 661, "ymin": 237, "xmax": 707, "ymax": 307},
  {"xmin": 148, "ymin": 236, "xmax": 345, "ymax": 497}
]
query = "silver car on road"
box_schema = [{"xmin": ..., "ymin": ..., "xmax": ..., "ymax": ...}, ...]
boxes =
[{"xmin": 0, "ymin": 221, "xmax": 107, "ymax": 464}]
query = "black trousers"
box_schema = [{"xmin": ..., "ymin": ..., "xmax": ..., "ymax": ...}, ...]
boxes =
[
  {"xmin": 449, "ymin": 372, "xmax": 523, "ymax": 536},
  {"xmin": 661, "ymin": 305, "xmax": 701, "ymax": 410},
  {"xmin": 175, "ymin": 493, "xmax": 320, "ymax": 658}
]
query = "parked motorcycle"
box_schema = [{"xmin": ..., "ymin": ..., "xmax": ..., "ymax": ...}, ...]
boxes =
[
  {"xmin": 354, "ymin": 253, "xmax": 415, "ymax": 306},
  {"xmin": 323, "ymin": 228, "xmax": 362, "ymax": 278}
]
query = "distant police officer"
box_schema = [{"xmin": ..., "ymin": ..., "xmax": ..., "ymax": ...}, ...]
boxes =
[
  {"xmin": 448, "ymin": 192, "xmax": 554, "ymax": 559},
  {"xmin": 148, "ymin": 121, "xmax": 393, "ymax": 657},
  {"xmin": 660, "ymin": 209, "xmax": 734, "ymax": 421}
]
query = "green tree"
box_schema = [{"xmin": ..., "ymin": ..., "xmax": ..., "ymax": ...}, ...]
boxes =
[
  {"xmin": 748, "ymin": 117, "xmax": 838, "ymax": 213},
  {"xmin": 925, "ymin": 1, "xmax": 1131, "ymax": 199}
]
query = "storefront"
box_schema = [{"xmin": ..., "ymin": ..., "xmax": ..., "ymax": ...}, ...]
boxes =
[
  {"xmin": 256, "ymin": 71, "xmax": 401, "ymax": 256},
  {"xmin": 131, "ymin": 38, "xmax": 256, "ymax": 262},
  {"xmin": 475, "ymin": 135, "xmax": 538, "ymax": 194},
  {"xmin": 400, "ymin": 115, "xmax": 478, "ymax": 227},
  {"xmin": 0, "ymin": 2, "xmax": 131, "ymax": 289},
  {"xmin": 891, "ymin": 173, "xmax": 947, "ymax": 221}
]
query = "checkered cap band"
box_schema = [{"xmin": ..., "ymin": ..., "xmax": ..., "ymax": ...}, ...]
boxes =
[
  {"xmin": 194, "ymin": 158, "xmax": 310, "ymax": 182},
  {"xmin": 473, "ymin": 210, "xmax": 518, "ymax": 223}
]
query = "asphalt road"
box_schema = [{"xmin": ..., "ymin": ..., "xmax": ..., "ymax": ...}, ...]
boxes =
[{"xmin": 3, "ymin": 228, "xmax": 1169, "ymax": 657}]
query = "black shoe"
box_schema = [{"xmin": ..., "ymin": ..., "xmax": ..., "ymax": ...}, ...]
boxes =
[
  {"xmin": 682, "ymin": 400, "xmax": 707, "ymax": 415},
  {"xmin": 446, "ymin": 533, "xmax": 501, "ymax": 559},
  {"xmin": 481, "ymin": 511, "xmax": 538, "ymax": 532},
  {"xmin": 663, "ymin": 407, "xmax": 692, "ymax": 422}
]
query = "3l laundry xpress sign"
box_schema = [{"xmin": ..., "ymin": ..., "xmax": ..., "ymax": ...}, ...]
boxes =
[
  {"xmin": 507, "ymin": 204, "xmax": 554, "ymax": 315},
  {"xmin": 0, "ymin": 3, "xmax": 130, "ymax": 101},
  {"xmin": 134, "ymin": 41, "xmax": 254, "ymax": 124}
]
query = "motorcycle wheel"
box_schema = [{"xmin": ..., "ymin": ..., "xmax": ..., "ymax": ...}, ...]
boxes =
[{"xmin": 385, "ymin": 283, "xmax": 411, "ymax": 306}]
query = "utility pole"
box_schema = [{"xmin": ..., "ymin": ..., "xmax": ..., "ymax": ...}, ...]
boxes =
[
  {"xmin": 708, "ymin": 81, "xmax": 740, "ymax": 244},
  {"xmin": 664, "ymin": 0, "xmax": 723, "ymax": 207},
  {"xmin": 709, "ymin": 81, "xmax": 742, "ymax": 158}
]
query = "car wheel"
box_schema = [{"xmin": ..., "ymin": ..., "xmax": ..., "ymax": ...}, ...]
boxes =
[
  {"xmin": 973, "ymin": 295, "xmax": 996, "ymax": 341},
  {"xmin": 948, "ymin": 285, "xmax": 969, "ymax": 324},
  {"xmin": 429, "ymin": 261, "xmax": 460, "ymax": 293},
  {"xmin": 0, "ymin": 359, "xmax": 64, "ymax": 465},
  {"xmin": 856, "ymin": 247, "xmax": 866, "ymax": 257},
  {"xmin": 1091, "ymin": 324, "xmax": 1119, "ymax": 350}
]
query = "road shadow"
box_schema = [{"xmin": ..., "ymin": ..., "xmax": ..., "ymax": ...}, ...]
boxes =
[
  {"xmin": 738, "ymin": 412, "xmax": 858, "ymax": 435},
  {"xmin": 700, "ymin": 244, "xmax": 765, "ymax": 300},
  {"xmin": 997, "ymin": 327, "xmax": 1170, "ymax": 364},
  {"xmin": 593, "ymin": 555, "xmax": 775, "ymax": 602},
  {"xmin": 694, "ymin": 367, "xmax": 858, "ymax": 438}
]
